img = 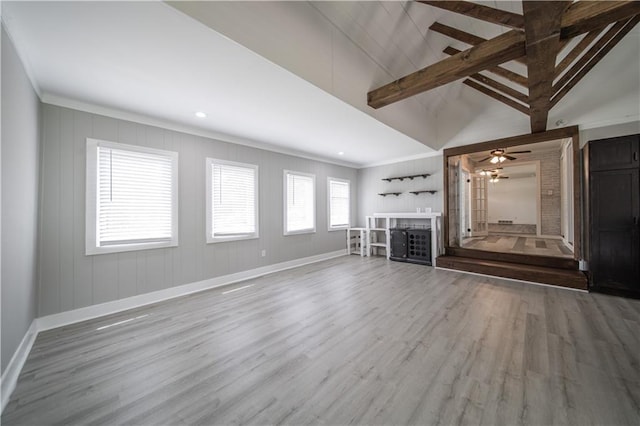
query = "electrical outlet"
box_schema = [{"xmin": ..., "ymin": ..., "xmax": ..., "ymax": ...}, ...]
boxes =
[{"xmin": 261, "ymin": 249, "xmax": 266, "ymax": 257}]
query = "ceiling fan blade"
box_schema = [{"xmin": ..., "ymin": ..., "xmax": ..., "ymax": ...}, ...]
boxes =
[
  {"xmin": 509, "ymin": 150, "xmax": 531, "ymax": 154},
  {"xmin": 478, "ymin": 156, "xmax": 491, "ymax": 162},
  {"xmin": 500, "ymin": 176, "xmax": 509, "ymax": 179},
  {"xmin": 504, "ymin": 155, "xmax": 517, "ymax": 161}
]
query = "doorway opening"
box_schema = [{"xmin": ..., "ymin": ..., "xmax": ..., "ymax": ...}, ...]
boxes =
[{"xmin": 443, "ymin": 127, "xmax": 581, "ymax": 265}]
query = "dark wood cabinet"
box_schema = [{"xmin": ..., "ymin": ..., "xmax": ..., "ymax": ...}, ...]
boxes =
[
  {"xmin": 589, "ymin": 134, "xmax": 639, "ymax": 171},
  {"xmin": 588, "ymin": 134, "xmax": 640, "ymax": 297}
]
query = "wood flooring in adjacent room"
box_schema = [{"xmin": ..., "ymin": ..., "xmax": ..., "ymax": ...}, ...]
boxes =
[
  {"xmin": 3, "ymin": 256, "xmax": 639, "ymax": 425},
  {"xmin": 461, "ymin": 235, "xmax": 574, "ymax": 258}
]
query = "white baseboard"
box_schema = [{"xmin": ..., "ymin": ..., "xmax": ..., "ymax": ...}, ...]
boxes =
[
  {"xmin": 37, "ymin": 249, "xmax": 346, "ymax": 331},
  {"xmin": 0, "ymin": 249, "xmax": 345, "ymax": 415},
  {"xmin": 1, "ymin": 320, "xmax": 38, "ymax": 413},
  {"xmin": 562, "ymin": 237, "xmax": 574, "ymax": 248},
  {"xmin": 538, "ymin": 234, "xmax": 563, "ymax": 240}
]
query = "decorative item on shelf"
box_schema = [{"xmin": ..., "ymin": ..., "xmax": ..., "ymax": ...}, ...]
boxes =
[
  {"xmin": 382, "ymin": 173, "xmax": 431, "ymax": 182},
  {"xmin": 378, "ymin": 192, "xmax": 402, "ymax": 197},
  {"xmin": 410, "ymin": 190, "xmax": 438, "ymax": 195}
]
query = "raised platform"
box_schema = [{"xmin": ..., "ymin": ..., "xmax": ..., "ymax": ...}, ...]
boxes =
[
  {"xmin": 436, "ymin": 255, "xmax": 588, "ymax": 290},
  {"xmin": 488, "ymin": 223, "xmax": 536, "ymax": 235}
]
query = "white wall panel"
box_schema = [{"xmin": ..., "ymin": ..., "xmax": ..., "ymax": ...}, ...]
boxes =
[
  {"xmin": 357, "ymin": 155, "xmax": 444, "ymax": 225},
  {"xmin": 1, "ymin": 26, "xmax": 40, "ymax": 373},
  {"xmin": 38, "ymin": 104, "xmax": 357, "ymax": 316}
]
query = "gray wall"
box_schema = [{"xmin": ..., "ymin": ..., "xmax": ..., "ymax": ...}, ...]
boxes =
[
  {"xmin": 1, "ymin": 26, "xmax": 41, "ymax": 373},
  {"xmin": 38, "ymin": 104, "xmax": 357, "ymax": 316},
  {"xmin": 579, "ymin": 121, "xmax": 640, "ymax": 147},
  {"xmin": 357, "ymin": 155, "xmax": 444, "ymax": 224}
]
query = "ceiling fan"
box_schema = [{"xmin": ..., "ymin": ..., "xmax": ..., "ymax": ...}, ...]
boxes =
[
  {"xmin": 489, "ymin": 172, "xmax": 509, "ymax": 183},
  {"xmin": 478, "ymin": 167, "xmax": 502, "ymax": 176},
  {"xmin": 478, "ymin": 148, "xmax": 531, "ymax": 164}
]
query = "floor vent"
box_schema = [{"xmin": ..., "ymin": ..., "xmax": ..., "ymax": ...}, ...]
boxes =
[{"xmin": 498, "ymin": 220, "xmax": 513, "ymax": 224}]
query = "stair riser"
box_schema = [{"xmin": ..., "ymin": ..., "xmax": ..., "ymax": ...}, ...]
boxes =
[{"xmin": 436, "ymin": 258, "xmax": 588, "ymax": 290}]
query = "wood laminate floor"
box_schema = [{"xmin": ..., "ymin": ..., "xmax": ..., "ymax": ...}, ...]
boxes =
[
  {"xmin": 3, "ymin": 256, "xmax": 639, "ymax": 425},
  {"xmin": 461, "ymin": 235, "xmax": 574, "ymax": 258}
]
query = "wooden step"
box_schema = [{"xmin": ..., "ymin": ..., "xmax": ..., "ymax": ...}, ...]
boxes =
[
  {"xmin": 446, "ymin": 247, "xmax": 578, "ymax": 270},
  {"xmin": 436, "ymin": 255, "xmax": 588, "ymax": 290}
]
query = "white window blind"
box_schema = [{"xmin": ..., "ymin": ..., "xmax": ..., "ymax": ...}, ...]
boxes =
[
  {"xmin": 328, "ymin": 178, "xmax": 350, "ymax": 229},
  {"xmin": 285, "ymin": 171, "xmax": 315, "ymax": 234},
  {"xmin": 207, "ymin": 159, "xmax": 258, "ymax": 242},
  {"xmin": 86, "ymin": 139, "xmax": 178, "ymax": 254}
]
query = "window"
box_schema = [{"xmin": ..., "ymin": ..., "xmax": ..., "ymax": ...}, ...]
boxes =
[
  {"xmin": 284, "ymin": 170, "xmax": 315, "ymax": 235},
  {"xmin": 328, "ymin": 177, "xmax": 350, "ymax": 230},
  {"xmin": 206, "ymin": 158, "xmax": 259, "ymax": 243},
  {"xmin": 86, "ymin": 138, "xmax": 178, "ymax": 255}
]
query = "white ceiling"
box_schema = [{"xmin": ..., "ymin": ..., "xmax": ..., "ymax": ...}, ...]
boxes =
[
  {"xmin": 3, "ymin": 1, "xmax": 639, "ymax": 168},
  {"xmin": 2, "ymin": 1, "xmax": 433, "ymax": 168}
]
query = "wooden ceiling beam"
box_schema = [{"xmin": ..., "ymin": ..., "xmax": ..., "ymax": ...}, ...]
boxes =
[
  {"xmin": 367, "ymin": 30, "xmax": 526, "ymax": 109},
  {"xmin": 469, "ymin": 73, "xmax": 529, "ymax": 105},
  {"xmin": 369, "ymin": 1, "xmax": 639, "ymax": 112},
  {"xmin": 553, "ymin": 18, "xmax": 630, "ymax": 96},
  {"xmin": 551, "ymin": 16, "xmax": 640, "ymax": 108},
  {"xmin": 554, "ymin": 30, "xmax": 603, "ymax": 79},
  {"xmin": 417, "ymin": 1, "xmax": 524, "ymax": 30},
  {"xmin": 561, "ymin": 0, "xmax": 640, "ymax": 39},
  {"xmin": 443, "ymin": 46, "xmax": 528, "ymax": 87},
  {"xmin": 430, "ymin": 22, "xmax": 528, "ymax": 65},
  {"xmin": 523, "ymin": 1, "xmax": 570, "ymax": 133},
  {"xmin": 430, "ymin": 21, "xmax": 485, "ymax": 45},
  {"xmin": 463, "ymin": 79, "xmax": 530, "ymax": 116}
]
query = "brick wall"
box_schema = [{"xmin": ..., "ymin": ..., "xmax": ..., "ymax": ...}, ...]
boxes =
[{"xmin": 539, "ymin": 150, "xmax": 561, "ymax": 235}]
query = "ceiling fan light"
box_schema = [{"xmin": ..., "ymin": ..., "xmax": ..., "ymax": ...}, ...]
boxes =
[
  {"xmin": 490, "ymin": 156, "xmax": 499, "ymax": 164},
  {"xmin": 498, "ymin": 156, "xmax": 506, "ymax": 163}
]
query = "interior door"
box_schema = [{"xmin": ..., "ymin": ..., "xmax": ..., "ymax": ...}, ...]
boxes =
[
  {"xmin": 469, "ymin": 174, "xmax": 488, "ymax": 237},
  {"xmin": 460, "ymin": 170, "xmax": 470, "ymax": 239},
  {"xmin": 590, "ymin": 168, "xmax": 640, "ymax": 294}
]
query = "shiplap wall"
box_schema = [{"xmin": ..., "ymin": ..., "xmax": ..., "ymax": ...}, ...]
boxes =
[
  {"xmin": 38, "ymin": 104, "xmax": 357, "ymax": 316},
  {"xmin": 356, "ymin": 155, "xmax": 444, "ymax": 225},
  {"xmin": 1, "ymin": 26, "xmax": 41, "ymax": 373}
]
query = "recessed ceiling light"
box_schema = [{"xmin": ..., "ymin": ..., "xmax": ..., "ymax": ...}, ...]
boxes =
[
  {"xmin": 338, "ymin": 151, "xmax": 344, "ymax": 156},
  {"xmin": 195, "ymin": 111, "xmax": 207, "ymax": 118}
]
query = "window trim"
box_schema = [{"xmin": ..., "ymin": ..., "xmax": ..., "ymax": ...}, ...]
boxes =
[
  {"xmin": 327, "ymin": 177, "xmax": 351, "ymax": 231},
  {"xmin": 206, "ymin": 158, "xmax": 260, "ymax": 244},
  {"xmin": 85, "ymin": 138, "xmax": 179, "ymax": 255},
  {"xmin": 283, "ymin": 169, "xmax": 316, "ymax": 236}
]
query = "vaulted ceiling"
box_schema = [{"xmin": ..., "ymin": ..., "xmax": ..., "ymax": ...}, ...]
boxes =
[
  {"xmin": 4, "ymin": 1, "xmax": 639, "ymax": 167},
  {"xmin": 172, "ymin": 1, "xmax": 640, "ymax": 152},
  {"xmin": 367, "ymin": 1, "xmax": 640, "ymax": 134}
]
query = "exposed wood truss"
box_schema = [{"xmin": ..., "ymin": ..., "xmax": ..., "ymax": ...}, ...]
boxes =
[
  {"xmin": 523, "ymin": 1, "xmax": 570, "ymax": 133},
  {"xmin": 552, "ymin": 15, "xmax": 640, "ymax": 108},
  {"xmin": 430, "ymin": 22, "xmax": 528, "ymax": 66},
  {"xmin": 417, "ymin": 1, "xmax": 524, "ymax": 30},
  {"xmin": 443, "ymin": 47, "xmax": 528, "ymax": 88},
  {"xmin": 367, "ymin": 30, "xmax": 526, "ymax": 109},
  {"xmin": 367, "ymin": 1, "xmax": 640, "ymax": 133}
]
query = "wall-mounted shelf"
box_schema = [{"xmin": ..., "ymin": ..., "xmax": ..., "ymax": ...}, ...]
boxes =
[
  {"xmin": 378, "ymin": 192, "xmax": 402, "ymax": 197},
  {"xmin": 410, "ymin": 190, "xmax": 438, "ymax": 195},
  {"xmin": 382, "ymin": 173, "xmax": 431, "ymax": 182}
]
